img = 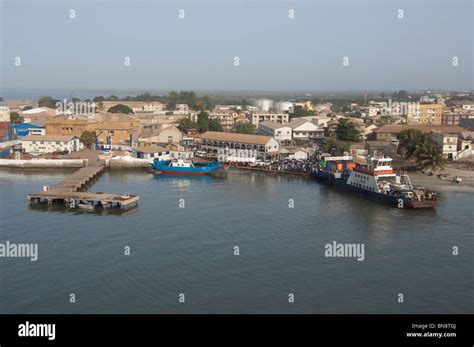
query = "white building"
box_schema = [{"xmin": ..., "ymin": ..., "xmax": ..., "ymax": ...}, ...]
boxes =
[
  {"xmin": 251, "ymin": 112, "xmax": 289, "ymax": 126},
  {"xmin": 21, "ymin": 135, "xmax": 82, "ymax": 154},
  {"xmin": 430, "ymin": 132, "xmax": 459, "ymax": 160},
  {"xmin": 288, "ymin": 118, "xmax": 324, "ymax": 140},
  {"xmin": 200, "ymin": 131, "xmax": 279, "ymax": 157},
  {"xmin": 462, "ymin": 102, "xmax": 474, "ymax": 111},
  {"xmin": 257, "ymin": 121, "xmax": 292, "ymax": 142},
  {"xmin": 0, "ymin": 104, "xmax": 10, "ymax": 122}
]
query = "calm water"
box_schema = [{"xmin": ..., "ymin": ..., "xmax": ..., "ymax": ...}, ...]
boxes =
[{"xmin": 0, "ymin": 169, "xmax": 472, "ymax": 314}]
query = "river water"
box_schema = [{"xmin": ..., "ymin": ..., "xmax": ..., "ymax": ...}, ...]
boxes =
[{"xmin": 0, "ymin": 169, "xmax": 472, "ymax": 313}]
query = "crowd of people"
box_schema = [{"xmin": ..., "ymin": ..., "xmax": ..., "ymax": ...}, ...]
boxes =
[{"xmin": 228, "ymin": 158, "xmax": 320, "ymax": 174}]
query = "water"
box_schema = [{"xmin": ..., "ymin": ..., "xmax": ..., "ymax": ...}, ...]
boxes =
[{"xmin": 0, "ymin": 169, "xmax": 472, "ymax": 313}]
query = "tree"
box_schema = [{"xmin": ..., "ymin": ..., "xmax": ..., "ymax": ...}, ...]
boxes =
[
  {"xmin": 80, "ymin": 130, "xmax": 96, "ymax": 148},
  {"xmin": 321, "ymin": 138, "xmax": 350, "ymax": 156},
  {"xmin": 107, "ymin": 104, "xmax": 134, "ymax": 114},
  {"xmin": 413, "ymin": 139, "xmax": 446, "ymax": 173},
  {"xmin": 236, "ymin": 123, "xmax": 256, "ymax": 134},
  {"xmin": 197, "ymin": 112, "xmax": 210, "ymax": 132},
  {"xmin": 38, "ymin": 96, "xmax": 59, "ymax": 109},
  {"xmin": 335, "ymin": 119, "xmax": 361, "ymax": 141},
  {"xmin": 93, "ymin": 96, "xmax": 105, "ymax": 103},
  {"xmin": 208, "ymin": 118, "xmax": 223, "ymax": 132},
  {"xmin": 376, "ymin": 115, "xmax": 396, "ymax": 126},
  {"xmin": 9, "ymin": 112, "xmax": 24, "ymax": 124},
  {"xmin": 178, "ymin": 118, "xmax": 198, "ymax": 133},
  {"xmin": 397, "ymin": 129, "xmax": 426, "ymax": 158},
  {"xmin": 107, "ymin": 95, "xmax": 119, "ymax": 101},
  {"xmin": 291, "ymin": 105, "xmax": 315, "ymax": 119}
]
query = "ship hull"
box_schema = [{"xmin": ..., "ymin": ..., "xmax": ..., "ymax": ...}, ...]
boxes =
[
  {"xmin": 311, "ymin": 172, "xmax": 436, "ymax": 209},
  {"xmin": 151, "ymin": 161, "xmax": 221, "ymax": 175}
]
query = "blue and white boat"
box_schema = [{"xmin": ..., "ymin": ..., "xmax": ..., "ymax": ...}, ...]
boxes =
[
  {"xmin": 150, "ymin": 159, "xmax": 221, "ymax": 175},
  {"xmin": 311, "ymin": 155, "xmax": 438, "ymax": 209}
]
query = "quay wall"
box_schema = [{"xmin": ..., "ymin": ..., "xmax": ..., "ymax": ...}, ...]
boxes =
[
  {"xmin": 0, "ymin": 158, "xmax": 88, "ymax": 168},
  {"xmin": 107, "ymin": 156, "xmax": 150, "ymax": 168},
  {"xmin": 231, "ymin": 166, "xmax": 309, "ymax": 177}
]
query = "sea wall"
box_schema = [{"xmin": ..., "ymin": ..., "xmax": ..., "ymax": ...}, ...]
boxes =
[
  {"xmin": 107, "ymin": 156, "xmax": 150, "ymax": 168},
  {"xmin": 0, "ymin": 158, "xmax": 88, "ymax": 168}
]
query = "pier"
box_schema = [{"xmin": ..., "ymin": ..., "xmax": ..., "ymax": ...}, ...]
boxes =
[{"xmin": 27, "ymin": 165, "xmax": 139, "ymax": 210}]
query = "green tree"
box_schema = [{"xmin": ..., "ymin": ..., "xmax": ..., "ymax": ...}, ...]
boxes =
[
  {"xmin": 197, "ymin": 112, "xmax": 210, "ymax": 132},
  {"xmin": 335, "ymin": 119, "xmax": 361, "ymax": 141},
  {"xmin": 9, "ymin": 112, "xmax": 24, "ymax": 124},
  {"xmin": 107, "ymin": 104, "xmax": 134, "ymax": 114},
  {"xmin": 413, "ymin": 139, "xmax": 446, "ymax": 173},
  {"xmin": 93, "ymin": 96, "xmax": 105, "ymax": 103},
  {"xmin": 376, "ymin": 115, "xmax": 396, "ymax": 126},
  {"xmin": 178, "ymin": 118, "xmax": 198, "ymax": 133},
  {"xmin": 236, "ymin": 123, "xmax": 256, "ymax": 134},
  {"xmin": 397, "ymin": 129, "xmax": 426, "ymax": 158},
  {"xmin": 107, "ymin": 95, "xmax": 119, "ymax": 101},
  {"xmin": 322, "ymin": 138, "xmax": 350, "ymax": 156},
  {"xmin": 291, "ymin": 105, "xmax": 315, "ymax": 119},
  {"xmin": 208, "ymin": 118, "xmax": 224, "ymax": 132},
  {"xmin": 80, "ymin": 130, "xmax": 96, "ymax": 148}
]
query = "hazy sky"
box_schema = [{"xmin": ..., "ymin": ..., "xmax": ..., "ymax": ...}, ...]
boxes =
[{"xmin": 1, "ymin": 0, "xmax": 472, "ymax": 92}]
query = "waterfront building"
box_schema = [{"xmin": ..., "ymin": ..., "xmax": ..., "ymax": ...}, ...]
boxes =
[
  {"xmin": 11, "ymin": 123, "xmax": 45, "ymax": 137},
  {"xmin": 200, "ymin": 131, "xmax": 279, "ymax": 156},
  {"xmin": 136, "ymin": 146, "xmax": 171, "ymax": 161},
  {"xmin": 430, "ymin": 132, "xmax": 460, "ymax": 160},
  {"xmin": 46, "ymin": 115, "xmax": 97, "ymax": 137},
  {"xmin": 95, "ymin": 113, "xmax": 142, "ymax": 144},
  {"xmin": 406, "ymin": 104, "xmax": 443, "ymax": 125},
  {"xmin": 374, "ymin": 125, "xmax": 465, "ymax": 142},
  {"xmin": 139, "ymin": 126, "xmax": 183, "ymax": 145},
  {"xmin": 21, "ymin": 135, "xmax": 82, "ymax": 154},
  {"xmin": 251, "ymin": 112, "xmax": 289, "ymax": 126},
  {"xmin": 257, "ymin": 121, "xmax": 292, "ymax": 142},
  {"xmin": 287, "ymin": 118, "xmax": 324, "ymax": 141}
]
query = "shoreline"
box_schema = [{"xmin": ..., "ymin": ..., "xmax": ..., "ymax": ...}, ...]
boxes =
[{"xmin": 1, "ymin": 160, "xmax": 473, "ymax": 193}]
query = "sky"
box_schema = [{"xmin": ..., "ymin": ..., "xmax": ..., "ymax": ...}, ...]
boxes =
[{"xmin": 0, "ymin": 0, "xmax": 472, "ymax": 93}]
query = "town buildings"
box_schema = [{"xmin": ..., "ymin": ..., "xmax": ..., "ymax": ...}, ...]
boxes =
[
  {"xmin": 251, "ymin": 112, "xmax": 289, "ymax": 126},
  {"xmin": 199, "ymin": 131, "xmax": 279, "ymax": 157},
  {"xmin": 373, "ymin": 125, "xmax": 465, "ymax": 142},
  {"xmin": 257, "ymin": 121, "xmax": 292, "ymax": 142},
  {"xmin": 101, "ymin": 101, "xmax": 165, "ymax": 113},
  {"xmin": 406, "ymin": 103, "xmax": 443, "ymax": 125},
  {"xmin": 287, "ymin": 118, "xmax": 324, "ymax": 141},
  {"xmin": 21, "ymin": 135, "xmax": 82, "ymax": 154}
]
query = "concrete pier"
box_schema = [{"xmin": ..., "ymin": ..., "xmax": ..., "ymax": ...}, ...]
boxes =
[{"xmin": 27, "ymin": 165, "xmax": 139, "ymax": 211}]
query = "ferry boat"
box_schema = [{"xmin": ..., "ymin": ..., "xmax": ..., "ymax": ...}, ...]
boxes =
[
  {"xmin": 150, "ymin": 159, "xmax": 221, "ymax": 175},
  {"xmin": 311, "ymin": 155, "xmax": 437, "ymax": 209}
]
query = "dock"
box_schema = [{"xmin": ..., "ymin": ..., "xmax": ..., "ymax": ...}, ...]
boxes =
[{"xmin": 27, "ymin": 165, "xmax": 139, "ymax": 210}]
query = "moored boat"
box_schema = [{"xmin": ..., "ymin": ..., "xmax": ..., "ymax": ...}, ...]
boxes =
[
  {"xmin": 311, "ymin": 154, "xmax": 438, "ymax": 209},
  {"xmin": 150, "ymin": 159, "xmax": 221, "ymax": 175}
]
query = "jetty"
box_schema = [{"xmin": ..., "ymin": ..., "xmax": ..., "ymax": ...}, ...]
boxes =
[{"xmin": 27, "ymin": 165, "xmax": 139, "ymax": 210}]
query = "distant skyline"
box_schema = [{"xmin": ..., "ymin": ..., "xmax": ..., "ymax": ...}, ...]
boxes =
[{"xmin": 1, "ymin": 0, "xmax": 473, "ymax": 92}]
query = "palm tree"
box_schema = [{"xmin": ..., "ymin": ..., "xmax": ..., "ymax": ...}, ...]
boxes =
[
  {"xmin": 413, "ymin": 139, "xmax": 446, "ymax": 173},
  {"xmin": 397, "ymin": 129, "xmax": 425, "ymax": 158}
]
